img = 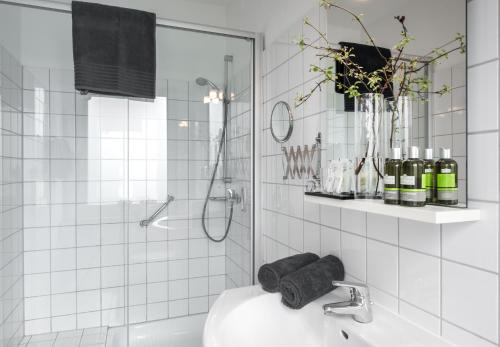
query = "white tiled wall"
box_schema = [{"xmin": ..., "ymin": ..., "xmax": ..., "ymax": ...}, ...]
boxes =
[
  {"xmin": 21, "ymin": 66, "xmax": 229, "ymax": 334},
  {"xmin": 0, "ymin": 44, "xmax": 24, "ymax": 347},
  {"xmin": 259, "ymin": 2, "xmax": 499, "ymax": 347}
]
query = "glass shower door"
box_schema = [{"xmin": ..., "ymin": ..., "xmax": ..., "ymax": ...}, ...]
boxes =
[{"xmin": 124, "ymin": 27, "xmax": 253, "ymax": 346}]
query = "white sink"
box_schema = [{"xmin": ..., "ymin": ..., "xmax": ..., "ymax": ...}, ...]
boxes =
[{"xmin": 204, "ymin": 285, "xmax": 454, "ymax": 347}]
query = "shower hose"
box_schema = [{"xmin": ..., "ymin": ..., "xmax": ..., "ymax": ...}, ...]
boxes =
[{"xmin": 201, "ymin": 100, "xmax": 234, "ymax": 243}]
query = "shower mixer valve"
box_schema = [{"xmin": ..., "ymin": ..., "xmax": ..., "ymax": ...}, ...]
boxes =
[{"xmin": 208, "ymin": 188, "xmax": 241, "ymax": 204}]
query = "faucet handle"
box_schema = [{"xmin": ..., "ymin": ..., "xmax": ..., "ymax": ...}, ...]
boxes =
[{"xmin": 332, "ymin": 280, "xmax": 370, "ymax": 299}]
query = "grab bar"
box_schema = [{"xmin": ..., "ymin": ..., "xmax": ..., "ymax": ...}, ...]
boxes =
[{"xmin": 140, "ymin": 195, "xmax": 175, "ymax": 227}]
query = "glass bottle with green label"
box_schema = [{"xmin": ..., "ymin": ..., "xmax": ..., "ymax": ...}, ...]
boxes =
[
  {"xmin": 423, "ymin": 148, "xmax": 436, "ymax": 203},
  {"xmin": 436, "ymin": 148, "xmax": 458, "ymax": 205},
  {"xmin": 384, "ymin": 148, "xmax": 402, "ymax": 205},
  {"xmin": 400, "ymin": 146, "xmax": 426, "ymax": 207}
]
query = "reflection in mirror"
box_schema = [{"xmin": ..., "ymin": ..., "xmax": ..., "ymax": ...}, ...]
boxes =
[
  {"xmin": 300, "ymin": 0, "xmax": 466, "ymax": 207},
  {"xmin": 270, "ymin": 101, "xmax": 294, "ymax": 143}
]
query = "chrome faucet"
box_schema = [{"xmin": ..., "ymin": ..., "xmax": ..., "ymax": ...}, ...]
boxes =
[{"xmin": 323, "ymin": 281, "xmax": 373, "ymax": 323}]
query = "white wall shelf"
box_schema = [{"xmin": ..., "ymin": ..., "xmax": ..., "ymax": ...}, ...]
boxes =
[{"xmin": 304, "ymin": 194, "xmax": 481, "ymax": 224}]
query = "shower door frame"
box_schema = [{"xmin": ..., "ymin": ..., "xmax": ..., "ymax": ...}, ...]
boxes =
[{"xmin": 1, "ymin": 0, "xmax": 261, "ymax": 342}]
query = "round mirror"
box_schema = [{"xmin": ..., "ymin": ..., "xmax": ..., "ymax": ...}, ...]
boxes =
[{"xmin": 270, "ymin": 101, "xmax": 293, "ymax": 143}]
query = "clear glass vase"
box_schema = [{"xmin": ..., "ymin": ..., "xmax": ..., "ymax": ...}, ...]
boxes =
[
  {"xmin": 354, "ymin": 93, "xmax": 384, "ymax": 199},
  {"xmin": 383, "ymin": 96, "xmax": 412, "ymax": 160}
]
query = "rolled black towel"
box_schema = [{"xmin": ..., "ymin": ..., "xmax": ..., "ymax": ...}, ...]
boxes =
[
  {"xmin": 258, "ymin": 253, "xmax": 319, "ymax": 292},
  {"xmin": 280, "ymin": 255, "xmax": 344, "ymax": 309}
]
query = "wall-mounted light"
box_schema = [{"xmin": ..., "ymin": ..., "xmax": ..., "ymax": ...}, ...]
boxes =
[
  {"xmin": 203, "ymin": 88, "xmax": 224, "ymax": 104},
  {"xmin": 178, "ymin": 121, "xmax": 188, "ymax": 128}
]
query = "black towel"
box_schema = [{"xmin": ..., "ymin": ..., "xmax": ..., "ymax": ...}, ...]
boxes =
[
  {"xmin": 72, "ymin": 1, "xmax": 156, "ymax": 99},
  {"xmin": 335, "ymin": 42, "xmax": 392, "ymax": 112},
  {"xmin": 280, "ymin": 255, "xmax": 344, "ymax": 309},
  {"xmin": 258, "ymin": 253, "xmax": 319, "ymax": 293}
]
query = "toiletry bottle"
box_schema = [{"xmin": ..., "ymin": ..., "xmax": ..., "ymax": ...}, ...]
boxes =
[
  {"xmin": 400, "ymin": 146, "xmax": 426, "ymax": 207},
  {"xmin": 435, "ymin": 148, "xmax": 458, "ymax": 205},
  {"xmin": 423, "ymin": 148, "xmax": 436, "ymax": 203},
  {"xmin": 384, "ymin": 148, "xmax": 402, "ymax": 205}
]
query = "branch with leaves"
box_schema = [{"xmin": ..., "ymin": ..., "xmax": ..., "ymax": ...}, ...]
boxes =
[
  {"xmin": 295, "ymin": 0, "xmax": 466, "ymax": 107},
  {"xmin": 294, "ymin": 0, "xmax": 465, "ymax": 180}
]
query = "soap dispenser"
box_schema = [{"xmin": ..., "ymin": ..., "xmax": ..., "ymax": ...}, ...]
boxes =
[
  {"xmin": 423, "ymin": 148, "xmax": 436, "ymax": 203},
  {"xmin": 400, "ymin": 146, "xmax": 426, "ymax": 207},
  {"xmin": 384, "ymin": 148, "xmax": 402, "ymax": 205},
  {"xmin": 435, "ymin": 147, "xmax": 458, "ymax": 205}
]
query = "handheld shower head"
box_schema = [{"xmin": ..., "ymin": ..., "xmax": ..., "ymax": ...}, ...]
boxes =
[
  {"xmin": 195, "ymin": 77, "xmax": 220, "ymax": 90},
  {"xmin": 195, "ymin": 77, "xmax": 208, "ymax": 86}
]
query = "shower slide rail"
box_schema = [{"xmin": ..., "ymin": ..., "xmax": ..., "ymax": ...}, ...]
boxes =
[{"xmin": 139, "ymin": 194, "xmax": 175, "ymax": 227}]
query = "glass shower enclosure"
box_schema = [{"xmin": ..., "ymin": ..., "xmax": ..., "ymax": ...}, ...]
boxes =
[{"xmin": 0, "ymin": 3, "xmax": 254, "ymax": 346}]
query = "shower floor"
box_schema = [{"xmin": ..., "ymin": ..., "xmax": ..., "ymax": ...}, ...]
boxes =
[{"xmin": 21, "ymin": 314, "xmax": 207, "ymax": 347}]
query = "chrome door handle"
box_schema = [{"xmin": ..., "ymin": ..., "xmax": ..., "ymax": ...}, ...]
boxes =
[{"xmin": 140, "ymin": 195, "xmax": 175, "ymax": 227}]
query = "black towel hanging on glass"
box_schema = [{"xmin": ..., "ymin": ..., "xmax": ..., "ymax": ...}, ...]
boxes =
[
  {"xmin": 335, "ymin": 42, "xmax": 392, "ymax": 112},
  {"xmin": 72, "ymin": 1, "xmax": 156, "ymax": 99}
]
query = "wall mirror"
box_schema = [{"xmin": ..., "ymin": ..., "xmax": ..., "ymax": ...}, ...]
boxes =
[
  {"xmin": 320, "ymin": 0, "xmax": 467, "ymax": 207},
  {"xmin": 270, "ymin": 101, "xmax": 294, "ymax": 143}
]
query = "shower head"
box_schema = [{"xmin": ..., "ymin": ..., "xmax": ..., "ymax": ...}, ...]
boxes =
[{"xmin": 195, "ymin": 77, "xmax": 220, "ymax": 91}]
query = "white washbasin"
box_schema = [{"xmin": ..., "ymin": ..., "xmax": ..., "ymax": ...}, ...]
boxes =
[{"xmin": 204, "ymin": 285, "xmax": 454, "ymax": 347}]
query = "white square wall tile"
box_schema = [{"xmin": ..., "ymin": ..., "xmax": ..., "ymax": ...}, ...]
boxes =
[
  {"xmin": 398, "ymin": 219, "xmax": 440, "ymax": 256},
  {"xmin": 169, "ymin": 299, "xmax": 188, "ymax": 318},
  {"xmin": 320, "ymin": 226, "xmax": 340, "ymax": 257},
  {"xmin": 51, "ymin": 270, "xmax": 76, "ymax": 294},
  {"xmin": 102, "ymin": 287, "xmax": 125, "ymax": 310},
  {"xmin": 209, "ymin": 256, "xmax": 225, "ymax": 276},
  {"xmin": 25, "ymin": 273, "xmax": 50, "ymax": 297},
  {"xmin": 443, "ymin": 201, "xmax": 498, "ymax": 272},
  {"xmin": 468, "ymin": 132, "xmax": 498, "ymax": 202},
  {"xmin": 77, "ymin": 268, "xmax": 100, "ymax": 291},
  {"xmin": 147, "ymin": 262, "xmax": 168, "ymax": 283},
  {"xmin": 320, "ymin": 205, "xmax": 340, "ymax": 229},
  {"xmin": 169, "ymin": 280, "xmax": 188, "ymax": 300},
  {"xmin": 366, "ymin": 214, "xmax": 398, "ymax": 245},
  {"xmin": 366, "ymin": 240, "xmax": 398, "ymax": 296},
  {"xmin": 25, "ymin": 250, "xmax": 50, "ymax": 274},
  {"xmin": 467, "ymin": 0, "xmax": 499, "ymax": 66},
  {"xmin": 168, "ymin": 260, "xmax": 189, "ymax": 280},
  {"xmin": 25, "ymin": 296, "xmax": 51, "ymax": 320},
  {"xmin": 24, "ymin": 227, "xmax": 50, "ymax": 251},
  {"xmin": 25, "ymin": 319, "xmax": 51, "ymax": 336},
  {"xmin": 367, "ymin": 286, "xmax": 398, "ymax": 315},
  {"xmin": 288, "ymin": 217, "xmax": 304, "ymax": 252},
  {"xmin": 303, "ymin": 199, "xmax": 320, "ymax": 223},
  {"xmin": 467, "ymin": 61, "xmax": 498, "ymax": 132},
  {"xmin": 77, "ymin": 290, "xmax": 101, "ymax": 313},
  {"xmin": 442, "ymin": 261, "xmax": 498, "ymax": 343},
  {"xmin": 147, "ymin": 282, "xmax": 169, "ymax": 303},
  {"xmin": 52, "ymin": 293, "xmax": 77, "ymax": 316},
  {"xmin": 101, "ymin": 266, "xmax": 125, "ymax": 288},
  {"xmin": 442, "ymin": 321, "xmax": 498, "ymax": 347},
  {"xmin": 340, "ymin": 232, "xmax": 366, "ymax": 281},
  {"xmin": 189, "ymin": 277, "xmax": 209, "ymax": 297},
  {"xmin": 341, "ymin": 209, "xmax": 366, "ymax": 236},
  {"xmin": 189, "ymin": 296, "xmax": 208, "ymax": 314},
  {"xmin": 77, "ymin": 247, "xmax": 100, "ymax": 269},
  {"xmin": 303, "ymin": 221, "xmax": 320, "ymax": 254},
  {"xmin": 147, "ymin": 302, "xmax": 168, "ymax": 321},
  {"xmin": 399, "ymin": 301, "xmax": 441, "ymax": 335},
  {"xmin": 51, "ymin": 248, "xmax": 76, "ymax": 271},
  {"xmin": 52, "ymin": 315, "xmax": 76, "ymax": 332},
  {"xmin": 399, "ymin": 249, "xmax": 440, "ymax": 315}
]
